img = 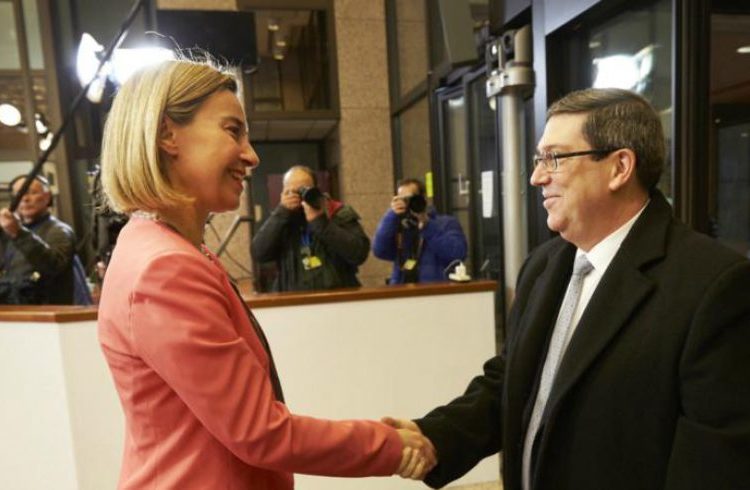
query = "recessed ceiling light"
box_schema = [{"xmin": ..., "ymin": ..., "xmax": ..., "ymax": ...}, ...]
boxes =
[{"xmin": 737, "ymin": 45, "xmax": 750, "ymax": 54}]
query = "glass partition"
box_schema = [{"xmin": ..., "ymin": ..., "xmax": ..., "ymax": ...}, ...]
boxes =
[
  {"xmin": 548, "ymin": 0, "xmax": 673, "ymax": 201},
  {"xmin": 442, "ymin": 93, "xmax": 472, "ymax": 272},
  {"xmin": 710, "ymin": 12, "xmax": 750, "ymax": 257}
]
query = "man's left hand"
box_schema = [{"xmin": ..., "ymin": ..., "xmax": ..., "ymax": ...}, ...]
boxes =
[
  {"xmin": 0, "ymin": 208, "xmax": 21, "ymax": 239},
  {"xmin": 302, "ymin": 201, "xmax": 325, "ymax": 222}
]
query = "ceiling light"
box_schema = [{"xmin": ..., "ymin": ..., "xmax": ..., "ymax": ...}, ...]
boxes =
[
  {"xmin": 39, "ymin": 132, "xmax": 53, "ymax": 151},
  {"xmin": 276, "ymin": 40, "xmax": 287, "ymax": 48},
  {"xmin": 268, "ymin": 19, "xmax": 279, "ymax": 31},
  {"xmin": 35, "ymin": 113, "xmax": 48, "ymax": 135},
  {"xmin": 0, "ymin": 103, "xmax": 22, "ymax": 127},
  {"xmin": 737, "ymin": 45, "xmax": 750, "ymax": 54}
]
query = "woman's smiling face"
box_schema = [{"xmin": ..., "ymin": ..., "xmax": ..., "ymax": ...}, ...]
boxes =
[{"xmin": 163, "ymin": 89, "xmax": 259, "ymax": 216}]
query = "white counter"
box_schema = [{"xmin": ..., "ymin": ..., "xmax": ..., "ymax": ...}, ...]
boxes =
[{"xmin": 0, "ymin": 281, "xmax": 500, "ymax": 490}]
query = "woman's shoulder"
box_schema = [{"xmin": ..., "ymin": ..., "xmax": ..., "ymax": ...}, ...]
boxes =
[{"xmin": 109, "ymin": 218, "xmax": 224, "ymax": 287}]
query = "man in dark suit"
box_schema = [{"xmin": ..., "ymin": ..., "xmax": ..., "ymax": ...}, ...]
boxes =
[{"xmin": 384, "ymin": 88, "xmax": 750, "ymax": 489}]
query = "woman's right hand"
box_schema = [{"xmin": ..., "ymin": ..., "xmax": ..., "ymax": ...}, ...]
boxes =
[{"xmin": 395, "ymin": 425, "xmax": 437, "ymax": 480}]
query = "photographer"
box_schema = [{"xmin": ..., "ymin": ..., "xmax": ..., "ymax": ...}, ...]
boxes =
[
  {"xmin": 251, "ymin": 165, "xmax": 370, "ymax": 291},
  {"xmin": 373, "ymin": 178, "xmax": 467, "ymax": 284},
  {"xmin": 0, "ymin": 175, "xmax": 76, "ymax": 304}
]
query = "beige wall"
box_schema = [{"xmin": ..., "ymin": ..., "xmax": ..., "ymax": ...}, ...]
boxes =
[{"xmin": 332, "ymin": 0, "xmax": 395, "ymax": 287}]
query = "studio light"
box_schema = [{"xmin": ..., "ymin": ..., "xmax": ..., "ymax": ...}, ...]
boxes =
[
  {"xmin": 592, "ymin": 45, "xmax": 656, "ymax": 91},
  {"xmin": 593, "ymin": 55, "xmax": 640, "ymax": 89},
  {"xmin": 76, "ymin": 33, "xmax": 110, "ymax": 103},
  {"xmin": 110, "ymin": 46, "xmax": 175, "ymax": 85},
  {"xmin": 75, "ymin": 32, "xmax": 174, "ymax": 103}
]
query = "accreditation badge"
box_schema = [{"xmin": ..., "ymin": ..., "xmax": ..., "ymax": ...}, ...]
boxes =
[
  {"xmin": 402, "ymin": 259, "xmax": 417, "ymax": 271},
  {"xmin": 303, "ymin": 255, "xmax": 323, "ymax": 270}
]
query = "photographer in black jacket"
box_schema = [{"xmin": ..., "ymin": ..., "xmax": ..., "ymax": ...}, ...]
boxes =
[
  {"xmin": 0, "ymin": 175, "xmax": 76, "ymax": 304},
  {"xmin": 251, "ymin": 165, "xmax": 369, "ymax": 291}
]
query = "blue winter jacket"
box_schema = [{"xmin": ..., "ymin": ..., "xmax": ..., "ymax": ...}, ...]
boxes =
[{"xmin": 372, "ymin": 208, "xmax": 467, "ymax": 284}]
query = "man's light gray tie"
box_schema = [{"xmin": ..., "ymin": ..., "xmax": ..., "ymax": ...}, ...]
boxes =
[{"xmin": 522, "ymin": 254, "xmax": 594, "ymax": 490}]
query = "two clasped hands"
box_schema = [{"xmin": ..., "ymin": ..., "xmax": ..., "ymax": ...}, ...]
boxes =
[{"xmin": 387, "ymin": 416, "xmax": 437, "ymax": 480}]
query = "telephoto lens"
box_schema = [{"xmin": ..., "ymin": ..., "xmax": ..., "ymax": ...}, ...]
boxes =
[
  {"xmin": 298, "ymin": 186, "xmax": 324, "ymax": 210},
  {"xmin": 406, "ymin": 194, "xmax": 427, "ymax": 214}
]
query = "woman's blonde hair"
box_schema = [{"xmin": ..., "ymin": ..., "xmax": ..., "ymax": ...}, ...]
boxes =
[{"xmin": 100, "ymin": 59, "xmax": 237, "ymax": 213}]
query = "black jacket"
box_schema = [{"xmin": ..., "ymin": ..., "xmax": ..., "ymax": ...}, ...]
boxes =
[
  {"xmin": 0, "ymin": 213, "xmax": 76, "ymax": 304},
  {"xmin": 416, "ymin": 191, "xmax": 750, "ymax": 490},
  {"xmin": 251, "ymin": 202, "xmax": 370, "ymax": 291}
]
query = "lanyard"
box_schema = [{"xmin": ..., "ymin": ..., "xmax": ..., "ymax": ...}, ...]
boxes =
[
  {"xmin": 299, "ymin": 225, "xmax": 316, "ymax": 259},
  {"xmin": 396, "ymin": 229, "xmax": 424, "ymax": 263},
  {"xmin": 300, "ymin": 226, "xmax": 312, "ymax": 248}
]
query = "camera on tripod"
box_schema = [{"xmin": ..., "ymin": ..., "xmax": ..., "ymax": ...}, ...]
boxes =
[{"xmin": 297, "ymin": 186, "xmax": 325, "ymax": 210}]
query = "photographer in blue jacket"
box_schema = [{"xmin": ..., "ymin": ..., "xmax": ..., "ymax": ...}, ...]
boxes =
[{"xmin": 373, "ymin": 178, "xmax": 467, "ymax": 284}]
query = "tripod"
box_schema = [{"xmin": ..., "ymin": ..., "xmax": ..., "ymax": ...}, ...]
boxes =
[
  {"xmin": 210, "ymin": 174, "xmax": 255, "ymax": 265},
  {"xmin": 214, "ymin": 215, "xmax": 254, "ymax": 257}
]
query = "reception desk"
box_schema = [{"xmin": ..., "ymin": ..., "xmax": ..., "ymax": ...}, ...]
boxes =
[{"xmin": 0, "ymin": 281, "xmax": 500, "ymax": 490}]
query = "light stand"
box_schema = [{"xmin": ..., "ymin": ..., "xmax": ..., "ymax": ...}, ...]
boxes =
[
  {"xmin": 214, "ymin": 174, "xmax": 255, "ymax": 258},
  {"xmin": 10, "ymin": 0, "xmax": 153, "ymax": 211}
]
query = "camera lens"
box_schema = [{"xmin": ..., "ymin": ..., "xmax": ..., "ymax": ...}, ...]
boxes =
[
  {"xmin": 298, "ymin": 186, "xmax": 324, "ymax": 210},
  {"xmin": 407, "ymin": 194, "xmax": 427, "ymax": 214}
]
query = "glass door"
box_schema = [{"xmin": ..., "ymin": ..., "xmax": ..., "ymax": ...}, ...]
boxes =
[
  {"xmin": 437, "ymin": 87, "xmax": 474, "ymax": 273},
  {"xmin": 436, "ymin": 67, "xmax": 506, "ymax": 346},
  {"xmin": 466, "ymin": 70, "xmax": 501, "ymax": 283},
  {"xmin": 708, "ymin": 9, "xmax": 750, "ymax": 258}
]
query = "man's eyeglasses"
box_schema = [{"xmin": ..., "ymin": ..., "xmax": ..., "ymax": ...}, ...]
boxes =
[{"xmin": 532, "ymin": 149, "xmax": 617, "ymax": 173}]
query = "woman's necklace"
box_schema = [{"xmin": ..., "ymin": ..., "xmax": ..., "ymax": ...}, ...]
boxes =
[{"xmin": 131, "ymin": 210, "xmax": 213, "ymax": 260}]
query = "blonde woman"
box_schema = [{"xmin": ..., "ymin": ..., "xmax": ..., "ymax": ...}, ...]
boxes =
[{"xmin": 98, "ymin": 59, "xmax": 435, "ymax": 489}]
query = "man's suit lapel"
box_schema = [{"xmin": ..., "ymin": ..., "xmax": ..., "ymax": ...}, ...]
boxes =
[
  {"xmin": 505, "ymin": 242, "xmax": 575, "ymax": 449},
  {"xmin": 543, "ymin": 192, "xmax": 672, "ymax": 421}
]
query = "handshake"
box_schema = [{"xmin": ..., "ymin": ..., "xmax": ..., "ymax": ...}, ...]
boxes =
[{"xmin": 384, "ymin": 416, "xmax": 438, "ymax": 481}]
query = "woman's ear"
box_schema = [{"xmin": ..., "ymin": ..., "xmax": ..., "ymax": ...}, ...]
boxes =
[
  {"xmin": 158, "ymin": 117, "xmax": 179, "ymax": 157},
  {"xmin": 608, "ymin": 148, "xmax": 637, "ymax": 192}
]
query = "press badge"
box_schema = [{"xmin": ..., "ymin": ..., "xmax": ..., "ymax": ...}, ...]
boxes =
[
  {"xmin": 402, "ymin": 259, "xmax": 417, "ymax": 271},
  {"xmin": 302, "ymin": 255, "xmax": 323, "ymax": 270}
]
